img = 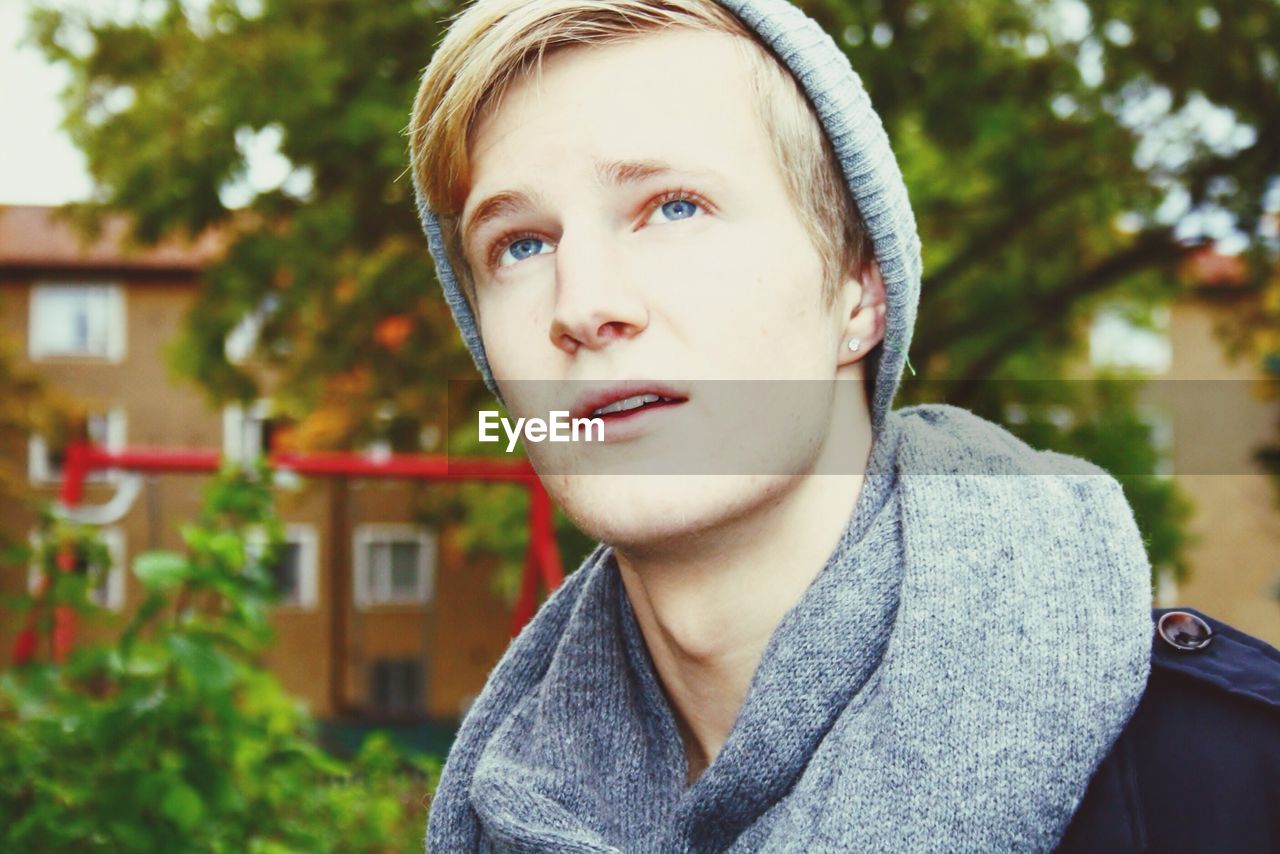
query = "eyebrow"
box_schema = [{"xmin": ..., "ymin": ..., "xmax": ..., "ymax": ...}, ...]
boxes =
[{"xmin": 460, "ymin": 158, "xmax": 691, "ymax": 254}]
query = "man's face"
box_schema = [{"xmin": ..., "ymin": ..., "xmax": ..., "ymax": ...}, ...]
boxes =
[{"xmin": 462, "ymin": 29, "xmax": 864, "ymax": 553}]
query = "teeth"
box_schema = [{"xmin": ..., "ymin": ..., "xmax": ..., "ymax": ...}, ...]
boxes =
[{"xmin": 592, "ymin": 393, "xmax": 666, "ymax": 417}]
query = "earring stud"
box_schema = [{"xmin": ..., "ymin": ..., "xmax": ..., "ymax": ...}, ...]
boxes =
[{"xmin": 847, "ymin": 337, "xmax": 862, "ymax": 352}]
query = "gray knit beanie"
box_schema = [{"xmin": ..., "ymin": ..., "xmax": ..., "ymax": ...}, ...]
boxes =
[{"xmin": 412, "ymin": 0, "xmax": 922, "ymax": 436}]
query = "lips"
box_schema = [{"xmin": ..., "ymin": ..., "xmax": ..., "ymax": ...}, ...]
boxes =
[{"xmin": 570, "ymin": 381, "xmax": 689, "ymax": 422}]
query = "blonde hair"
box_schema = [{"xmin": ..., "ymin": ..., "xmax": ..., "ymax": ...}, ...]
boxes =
[{"xmin": 409, "ymin": 0, "xmax": 871, "ymax": 308}]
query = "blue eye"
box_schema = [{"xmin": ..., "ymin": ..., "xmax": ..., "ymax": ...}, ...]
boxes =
[
  {"xmin": 498, "ymin": 236, "xmax": 554, "ymax": 267},
  {"xmin": 493, "ymin": 194, "xmax": 704, "ymax": 267},
  {"xmin": 650, "ymin": 198, "xmax": 700, "ymax": 223}
]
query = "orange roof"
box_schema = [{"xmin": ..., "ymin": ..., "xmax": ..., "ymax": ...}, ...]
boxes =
[
  {"xmin": 0, "ymin": 204, "xmax": 223, "ymax": 272},
  {"xmin": 1179, "ymin": 246, "xmax": 1250, "ymax": 289}
]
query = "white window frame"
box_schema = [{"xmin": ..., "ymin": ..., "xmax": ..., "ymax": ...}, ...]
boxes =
[
  {"xmin": 246, "ymin": 523, "xmax": 319, "ymax": 609},
  {"xmin": 353, "ymin": 524, "xmax": 435, "ymax": 608},
  {"xmin": 28, "ymin": 526, "xmax": 127, "ymax": 611},
  {"xmin": 224, "ymin": 294, "xmax": 282, "ymax": 365},
  {"xmin": 28, "ymin": 407, "xmax": 127, "ymax": 485},
  {"xmin": 28, "ymin": 282, "xmax": 126, "ymax": 362},
  {"xmin": 222, "ymin": 399, "xmax": 274, "ymax": 463}
]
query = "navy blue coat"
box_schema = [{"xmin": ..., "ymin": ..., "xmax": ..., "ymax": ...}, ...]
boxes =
[{"xmin": 1057, "ymin": 607, "xmax": 1280, "ymax": 851}]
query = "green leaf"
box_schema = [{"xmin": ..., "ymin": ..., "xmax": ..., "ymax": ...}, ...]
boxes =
[
  {"xmin": 167, "ymin": 635, "xmax": 237, "ymax": 693},
  {"xmin": 132, "ymin": 551, "xmax": 192, "ymax": 591},
  {"xmin": 159, "ymin": 780, "xmax": 205, "ymax": 831},
  {"xmin": 120, "ymin": 643, "xmax": 170, "ymax": 679}
]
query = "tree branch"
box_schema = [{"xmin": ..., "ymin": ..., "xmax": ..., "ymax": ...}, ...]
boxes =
[
  {"xmin": 921, "ymin": 168, "xmax": 1095, "ymax": 300},
  {"xmin": 951, "ymin": 228, "xmax": 1190, "ymax": 390}
]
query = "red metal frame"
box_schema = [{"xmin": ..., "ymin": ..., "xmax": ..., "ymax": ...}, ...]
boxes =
[{"xmin": 11, "ymin": 441, "xmax": 565, "ymax": 666}]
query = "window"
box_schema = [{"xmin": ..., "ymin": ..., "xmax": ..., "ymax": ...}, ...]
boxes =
[
  {"xmin": 367, "ymin": 657, "xmax": 424, "ymax": 716},
  {"xmin": 363, "ymin": 404, "xmax": 440, "ymax": 459},
  {"xmin": 224, "ymin": 294, "xmax": 282, "ymax": 365},
  {"xmin": 246, "ymin": 524, "xmax": 318, "ymax": 609},
  {"xmin": 28, "ymin": 408, "xmax": 127, "ymax": 485},
  {"xmin": 1088, "ymin": 303, "xmax": 1171, "ymax": 374},
  {"xmin": 223, "ymin": 399, "xmax": 295, "ymax": 462},
  {"xmin": 28, "ymin": 527, "xmax": 127, "ymax": 611},
  {"xmin": 29, "ymin": 283, "xmax": 126, "ymax": 361},
  {"xmin": 269, "ymin": 541, "xmax": 304, "ymax": 601},
  {"xmin": 353, "ymin": 524, "xmax": 435, "ymax": 607}
]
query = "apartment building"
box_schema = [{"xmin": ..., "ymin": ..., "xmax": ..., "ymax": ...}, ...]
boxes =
[{"xmin": 0, "ymin": 205, "xmax": 512, "ymax": 721}]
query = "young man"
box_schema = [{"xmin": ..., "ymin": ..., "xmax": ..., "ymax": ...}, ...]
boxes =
[{"xmin": 410, "ymin": 0, "xmax": 1279, "ymax": 849}]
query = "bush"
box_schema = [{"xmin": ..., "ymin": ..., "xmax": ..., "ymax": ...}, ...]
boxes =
[{"xmin": 0, "ymin": 462, "xmax": 438, "ymax": 852}]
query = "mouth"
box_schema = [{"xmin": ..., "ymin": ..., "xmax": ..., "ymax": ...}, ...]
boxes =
[
  {"xmin": 570, "ymin": 382, "xmax": 689, "ymax": 423},
  {"xmin": 590, "ymin": 392, "xmax": 683, "ymax": 419}
]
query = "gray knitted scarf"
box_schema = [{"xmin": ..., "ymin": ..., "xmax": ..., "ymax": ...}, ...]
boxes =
[{"xmin": 426, "ymin": 404, "xmax": 1153, "ymax": 850}]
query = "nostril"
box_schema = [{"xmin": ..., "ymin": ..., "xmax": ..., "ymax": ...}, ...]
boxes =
[
  {"xmin": 597, "ymin": 321, "xmax": 635, "ymax": 341},
  {"xmin": 554, "ymin": 331, "xmax": 580, "ymax": 355}
]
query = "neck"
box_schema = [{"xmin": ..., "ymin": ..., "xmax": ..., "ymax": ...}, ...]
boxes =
[{"xmin": 615, "ymin": 389, "xmax": 873, "ymax": 783}]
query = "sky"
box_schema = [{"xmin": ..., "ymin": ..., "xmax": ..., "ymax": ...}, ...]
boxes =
[
  {"xmin": 0, "ymin": 1, "xmax": 94, "ymax": 205},
  {"xmin": 0, "ymin": 0, "xmax": 306, "ymax": 209}
]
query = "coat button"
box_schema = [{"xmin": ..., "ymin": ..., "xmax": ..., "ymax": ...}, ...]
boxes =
[{"xmin": 1157, "ymin": 611, "xmax": 1213, "ymax": 652}]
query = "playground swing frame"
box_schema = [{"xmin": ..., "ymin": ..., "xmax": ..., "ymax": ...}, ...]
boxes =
[{"xmin": 11, "ymin": 440, "xmax": 566, "ymax": 711}]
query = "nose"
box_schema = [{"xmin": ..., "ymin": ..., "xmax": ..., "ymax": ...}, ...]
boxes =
[{"xmin": 548, "ymin": 228, "xmax": 648, "ymax": 355}]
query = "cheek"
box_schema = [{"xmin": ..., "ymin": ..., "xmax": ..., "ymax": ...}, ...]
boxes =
[
  {"xmin": 635, "ymin": 219, "xmax": 832, "ymax": 365},
  {"xmin": 475, "ymin": 286, "xmax": 552, "ymax": 378}
]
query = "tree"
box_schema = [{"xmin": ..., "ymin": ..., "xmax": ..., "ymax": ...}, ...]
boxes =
[
  {"xmin": 801, "ymin": 0, "xmax": 1278, "ymax": 380},
  {"xmin": 26, "ymin": 0, "xmax": 1280, "ymax": 585}
]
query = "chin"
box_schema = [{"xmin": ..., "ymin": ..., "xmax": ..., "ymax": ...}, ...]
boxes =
[{"xmin": 541, "ymin": 471, "xmax": 797, "ymax": 557}]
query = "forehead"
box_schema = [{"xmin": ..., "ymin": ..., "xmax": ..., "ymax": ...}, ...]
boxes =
[{"xmin": 465, "ymin": 29, "xmax": 771, "ymax": 204}]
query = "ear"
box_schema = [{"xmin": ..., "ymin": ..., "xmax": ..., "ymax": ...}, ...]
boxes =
[{"xmin": 837, "ymin": 260, "xmax": 887, "ymax": 366}]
